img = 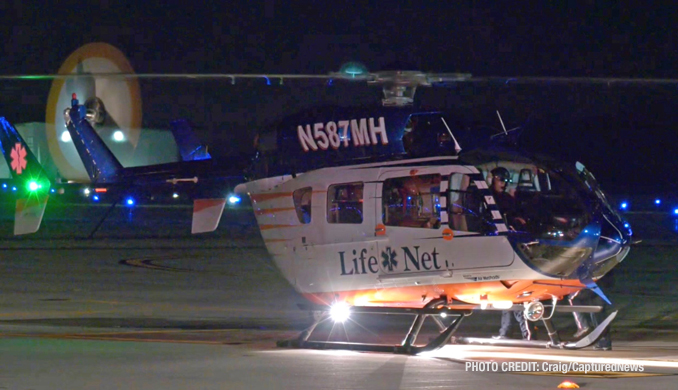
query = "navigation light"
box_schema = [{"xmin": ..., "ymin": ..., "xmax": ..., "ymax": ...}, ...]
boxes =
[
  {"xmin": 228, "ymin": 195, "xmax": 241, "ymax": 205},
  {"xmin": 113, "ymin": 130, "xmax": 125, "ymax": 142},
  {"xmin": 60, "ymin": 131, "xmax": 71, "ymax": 142},
  {"xmin": 338, "ymin": 61, "xmax": 368, "ymax": 78}
]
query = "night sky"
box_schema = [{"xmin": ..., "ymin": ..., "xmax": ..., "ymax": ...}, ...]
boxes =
[{"xmin": 2, "ymin": 1, "xmax": 678, "ymax": 195}]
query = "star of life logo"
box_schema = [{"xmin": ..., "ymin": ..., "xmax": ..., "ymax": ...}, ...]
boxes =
[
  {"xmin": 381, "ymin": 247, "xmax": 398, "ymax": 272},
  {"xmin": 10, "ymin": 142, "xmax": 27, "ymax": 175}
]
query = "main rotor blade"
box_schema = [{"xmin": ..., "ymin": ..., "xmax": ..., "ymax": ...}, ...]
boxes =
[{"xmin": 5, "ymin": 72, "xmax": 678, "ymax": 88}]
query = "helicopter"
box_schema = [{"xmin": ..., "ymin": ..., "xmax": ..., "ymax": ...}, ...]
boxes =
[{"xmin": 1, "ymin": 44, "xmax": 654, "ymax": 354}]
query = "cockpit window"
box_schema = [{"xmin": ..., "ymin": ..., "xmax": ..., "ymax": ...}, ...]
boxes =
[
  {"xmin": 293, "ymin": 187, "xmax": 312, "ymax": 224},
  {"xmin": 383, "ymin": 174, "xmax": 441, "ymax": 228},
  {"xmin": 327, "ymin": 182, "xmax": 363, "ymax": 224}
]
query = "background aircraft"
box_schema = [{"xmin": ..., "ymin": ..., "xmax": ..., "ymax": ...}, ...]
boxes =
[{"xmin": 0, "ymin": 117, "xmax": 51, "ymax": 235}]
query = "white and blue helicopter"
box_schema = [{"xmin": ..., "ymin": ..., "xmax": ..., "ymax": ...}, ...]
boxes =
[{"xmin": 3, "ymin": 46, "xmax": 652, "ymax": 353}]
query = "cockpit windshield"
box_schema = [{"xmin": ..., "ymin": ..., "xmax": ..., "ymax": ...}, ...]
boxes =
[
  {"xmin": 474, "ymin": 159, "xmax": 592, "ymax": 241},
  {"xmin": 574, "ymin": 161, "xmax": 623, "ymax": 221}
]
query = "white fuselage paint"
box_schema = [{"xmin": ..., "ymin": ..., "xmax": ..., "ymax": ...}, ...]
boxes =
[{"xmin": 237, "ymin": 157, "xmax": 556, "ymax": 295}]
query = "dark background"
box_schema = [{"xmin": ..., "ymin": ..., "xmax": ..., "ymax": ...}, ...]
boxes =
[{"xmin": 1, "ymin": 1, "xmax": 678, "ymax": 196}]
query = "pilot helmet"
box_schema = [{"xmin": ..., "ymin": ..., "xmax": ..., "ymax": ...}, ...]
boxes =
[{"xmin": 491, "ymin": 167, "xmax": 512, "ymax": 183}]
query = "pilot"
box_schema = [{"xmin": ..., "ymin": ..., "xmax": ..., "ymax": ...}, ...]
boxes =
[{"xmin": 489, "ymin": 167, "xmax": 526, "ymax": 229}]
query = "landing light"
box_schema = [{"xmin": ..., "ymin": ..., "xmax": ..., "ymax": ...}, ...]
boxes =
[
  {"xmin": 524, "ymin": 301, "xmax": 545, "ymax": 322},
  {"xmin": 112, "ymin": 130, "xmax": 125, "ymax": 142},
  {"xmin": 329, "ymin": 302, "xmax": 351, "ymax": 323},
  {"xmin": 60, "ymin": 131, "xmax": 71, "ymax": 142},
  {"xmin": 172, "ymin": 193, "xmax": 179, "ymax": 199},
  {"xmin": 228, "ymin": 195, "xmax": 241, "ymax": 205},
  {"xmin": 83, "ymin": 188, "xmax": 91, "ymax": 196}
]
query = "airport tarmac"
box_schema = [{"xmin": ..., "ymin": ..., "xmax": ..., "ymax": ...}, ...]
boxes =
[{"xmin": 0, "ymin": 204, "xmax": 677, "ymax": 389}]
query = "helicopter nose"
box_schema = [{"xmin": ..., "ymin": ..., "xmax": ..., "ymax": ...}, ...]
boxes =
[{"xmin": 591, "ymin": 212, "xmax": 631, "ymax": 265}]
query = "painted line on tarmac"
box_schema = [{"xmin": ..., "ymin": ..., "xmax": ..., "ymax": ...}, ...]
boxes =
[{"xmin": 0, "ymin": 332, "xmax": 229, "ymax": 345}]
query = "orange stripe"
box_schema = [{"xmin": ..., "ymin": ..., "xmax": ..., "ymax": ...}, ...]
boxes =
[
  {"xmin": 193, "ymin": 198, "xmax": 226, "ymax": 213},
  {"xmin": 263, "ymin": 238, "xmax": 291, "ymax": 243},
  {"xmin": 255, "ymin": 207, "xmax": 296, "ymax": 216},
  {"xmin": 301, "ymin": 279, "xmax": 586, "ymax": 307},
  {"xmin": 250, "ymin": 192, "xmax": 293, "ymax": 202},
  {"xmin": 259, "ymin": 224, "xmax": 299, "ymax": 230}
]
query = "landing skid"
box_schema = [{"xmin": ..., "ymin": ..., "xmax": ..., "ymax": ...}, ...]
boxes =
[
  {"xmin": 277, "ymin": 299, "xmax": 472, "ymax": 355},
  {"xmin": 278, "ymin": 301, "xmax": 617, "ymax": 354},
  {"xmin": 453, "ymin": 311, "xmax": 617, "ymax": 350}
]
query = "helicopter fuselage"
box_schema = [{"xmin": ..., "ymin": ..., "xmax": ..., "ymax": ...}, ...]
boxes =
[{"xmin": 237, "ymin": 153, "xmax": 631, "ymax": 308}]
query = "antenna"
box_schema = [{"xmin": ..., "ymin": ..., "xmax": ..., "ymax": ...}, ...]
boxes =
[{"xmin": 496, "ymin": 110, "xmax": 508, "ymax": 135}]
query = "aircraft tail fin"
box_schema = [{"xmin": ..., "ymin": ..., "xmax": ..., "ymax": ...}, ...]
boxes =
[
  {"xmin": 66, "ymin": 97, "xmax": 124, "ymax": 183},
  {"xmin": 170, "ymin": 119, "xmax": 211, "ymax": 161},
  {"xmin": 0, "ymin": 117, "xmax": 51, "ymax": 235},
  {"xmin": 191, "ymin": 198, "xmax": 226, "ymax": 234}
]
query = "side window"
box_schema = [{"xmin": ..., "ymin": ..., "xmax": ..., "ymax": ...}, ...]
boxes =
[
  {"xmin": 327, "ymin": 182, "xmax": 364, "ymax": 224},
  {"xmin": 383, "ymin": 174, "xmax": 441, "ymax": 229},
  {"xmin": 448, "ymin": 173, "xmax": 487, "ymax": 233},
  {"xmin": 293, "ymin": 187, "xmax": 312, "ymax": 224}
]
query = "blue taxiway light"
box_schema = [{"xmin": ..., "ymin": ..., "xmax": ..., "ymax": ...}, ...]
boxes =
[
  {"xmin": 620, "ymin": 202, "xmax": 628, "ymax": 210},
  {"xmin": 11, "ymin": 186, "xmax": 16, "ymax": 191},
  {"xmin": 655, "ymin": 199, "xmax": 662, "ymax": 205},
  {"xmin": 126, "ymin": 198, "xmax": 135, "ymax": 206},
  {"xmin": 93, "ymin": 195, "xmax": 100, "ymax": 202},
  {"xmin": 2, "ymin": 183, "xmax": 6, "ymax": 189},
  {"xmin": 674, "ymin": 208, "xmax": 678, "ymax": 215},
  {"xmin": 228, "ymin": 195, "xmax": 241, "ymax": 205}
]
